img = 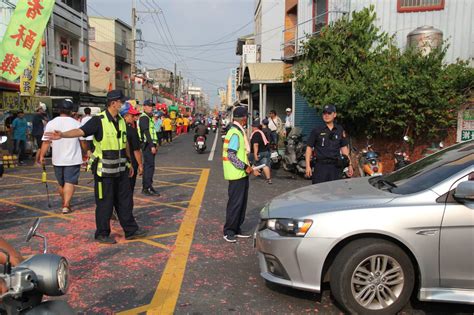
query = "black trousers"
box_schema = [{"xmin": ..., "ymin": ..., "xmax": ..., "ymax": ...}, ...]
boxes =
[
  {"xmin": 130, "ymin": 160, "xmax": 138, "ymax": 192},
  {"xmin": 94, "ymin": 171, "xmax": 139, "ymax": 238},
  {"xmin": 165, "ymin": 130, "xmax": 172, "ymax": 142},
  {"xmin": 142, "ymin": 144, "xmax": 155, "ymax": 190},
  {"xmin": 312, "ymin": 163, "xmax": 341, "ymax": 184},
  {"xmin": 156, "ymin": 132, "xmax": 162, "ymax": 146},
  {"xmin": 224, "ymin": 176, "xmax": 249, "ymax": 236}
]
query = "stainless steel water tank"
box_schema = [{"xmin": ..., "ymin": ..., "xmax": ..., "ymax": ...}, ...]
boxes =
[{"xmin": 407, "ymin": 26, "xmax": 443, "ymax": 55}]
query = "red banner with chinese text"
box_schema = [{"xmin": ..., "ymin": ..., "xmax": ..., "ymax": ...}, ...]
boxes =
[{"xmin": 0, "ymin": 0, "xmax": 55, "ymax": 82}]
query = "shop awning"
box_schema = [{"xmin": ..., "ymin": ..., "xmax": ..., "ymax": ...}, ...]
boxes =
[{"xmin": 244, "ymin": 62, "xmax": 286, "ymax": 84}]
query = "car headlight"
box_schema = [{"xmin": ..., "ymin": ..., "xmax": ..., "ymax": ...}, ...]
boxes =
[{"xmin": 265, "ymin": 219, "xmax": 313, "ymax": 237}]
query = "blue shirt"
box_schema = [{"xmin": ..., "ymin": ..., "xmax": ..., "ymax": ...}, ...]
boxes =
[
  {"xmin": 228, "ymin": 134, "xmax": 240, "ymax": 151},
  {"xmin": 12, "ymin": 117, "xmax": 28, "ymax": 141},
  {"xmin": 154, "ymin": 118, "xmax": 163, "ymax": 131}
]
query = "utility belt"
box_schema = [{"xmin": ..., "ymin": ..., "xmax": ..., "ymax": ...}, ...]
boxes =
[{"xmin": 314, "ymin": 158, "xmax": 338, "ymax": 165}]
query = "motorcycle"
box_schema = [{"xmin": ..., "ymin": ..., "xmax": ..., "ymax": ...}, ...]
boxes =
[
  {"xmin": 269, "ymin": 144, "xmax": 281, "ymax": 169},
  {"xmin": 282, "ymin": 128, "xmax": 307, "ymax": 176},
  {"xmin": 394, "ymin": 136, "xmax": 411, "ymax": 171},
  {"xmin": 211, "ymin": 125, "xmax": 217, "ymax": 133},
  {"xmin": 195, "ymin": 136, "xmax": 207, "ymax": 154},
  {"xmin": 0, "ymin": 136, "xmax": 6, "ymax": 178},
  {"xmin": 358, "ymin": 139, "xmax": 383, "ymax": 176},
  {"xmin": 0, "ymin": 218, "xmax": 74, "ymax": 315}
]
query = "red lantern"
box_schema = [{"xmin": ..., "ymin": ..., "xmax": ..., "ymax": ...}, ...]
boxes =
[
  {"xmin": 116, "ymin": 70, "xmax": 121, "ymax": 75},
  {"xmin": 105, "ymin": 66, "xmax": 111, "ymax": 72},
  {"xmin": 94, "ymin": 62, "xmax": 100, "ymax": 68},
  {"xmin": 41, "ymin": 39, "xmax": 46, "ymax": 47},
  {"xmin": 124, "ymin": 74, "xmax": 129, "ymax": 79},
  {"xmin": 61, "ymin": 49, "xmax": 68, "ymax": 56},
  {"xmin": 80, "ymin": 56, "xmax": 87, "ymax": 63}
]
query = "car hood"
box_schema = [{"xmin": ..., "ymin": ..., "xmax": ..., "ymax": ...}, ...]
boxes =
[{"xmin": 263, "ymin": 178, "xmax": 396, "ymax": 219}]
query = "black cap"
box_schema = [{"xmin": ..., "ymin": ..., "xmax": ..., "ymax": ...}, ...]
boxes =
[
  {"xmin": 60, "ymin": 99, "xmax": 74, "ymax": 110},
  {"xmin": 107, "ymin": 89, "xmax": 127, "ymax": 102},
  {"xmin": 262, "ymin": 118, "xmax": 269, "ymax": 125},
  {"xmin": 233, "ymin": 106, "xmax": 248, "ymax": 118},
  {"xmin": 143, "ymin": 99, "xmax": 154, "ymax": 107},
  {"xmin": 251, "ymin": 120, "xmax": 261, "ymax": 127},
  {"xmin": 323, "ymin": 104, "xmax": 336, "ymax": 113}
]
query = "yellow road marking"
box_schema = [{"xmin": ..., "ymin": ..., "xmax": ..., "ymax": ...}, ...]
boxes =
[
  {"xmin": 136, "ymin": 239, "xmax": 171, "ymax": 250},
  {"xmin": 157, "ymin": 166, "xmax": 206, "ymax": 170},
  {"xmin": 0, "ymin": 198, "xmax": 73, "ymax": 221},
  {"xmin": 154, "ymin": 180, "xmax": 197, "ymax": 189},
  {"xmin": 117, "ymin": 168, "xmax": 210, "ymax": 315},
  {"xmin": 4, "ymin": 191, "xmax": 91, "ymax": 200}
]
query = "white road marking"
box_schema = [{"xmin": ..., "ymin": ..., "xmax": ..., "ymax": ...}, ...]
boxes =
[{"xmin": 208, "ymin": 132, "xmax": 219, "ymax": 161}]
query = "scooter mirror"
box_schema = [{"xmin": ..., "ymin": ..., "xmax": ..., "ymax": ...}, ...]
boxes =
[
  {"xmin": 0, "ymin": 136, "xmax": 7, "ymax": 144},
  {"xmin": 439, "ymin": 142, "xmax": 444, "ymax": 148},
  {"xmin": 403, "ymin": 136, "xmax": 410, "ymax": 142},
  {"xmin": 26, "ymin": 218, "xmax": 41, "ymax": 242}
]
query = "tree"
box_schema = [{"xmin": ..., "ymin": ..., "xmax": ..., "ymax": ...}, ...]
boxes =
[{"xmin": 295, "ymin": 6, "xmax": 474, "ymax": 140}]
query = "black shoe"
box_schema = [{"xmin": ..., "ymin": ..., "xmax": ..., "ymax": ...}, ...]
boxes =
[
  {"xmin": 223, "ymin": 234, "xmax": 237, "ymax": 243},
  {"xmin": 126, "ymin": 229, "xmax": 148, "ymax": 240},
  {"xmin": 150, "ymin": 187, "xmax": 161, "ymax": 196},
  {"xmin": 95, "ymin": 235, "xmax": 116, "ymax": 244},
  {"xmin": 142, "ymin": 188, "xmax": 153, "ymax": 196}
]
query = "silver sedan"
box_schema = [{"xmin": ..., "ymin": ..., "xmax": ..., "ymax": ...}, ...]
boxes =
[{"xmin": 256, "ymin": 140, "xmax": 474, "ymax": 314}]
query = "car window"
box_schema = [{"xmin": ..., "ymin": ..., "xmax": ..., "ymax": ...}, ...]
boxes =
[{"xmin": 371, "ymin": 142, "xmax": 474, "ymax": 195}]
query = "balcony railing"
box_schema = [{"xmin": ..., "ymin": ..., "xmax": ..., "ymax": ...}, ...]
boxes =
[{"xmin": 281, "ymin": 10, "xmax": 348, "ymax": 60}]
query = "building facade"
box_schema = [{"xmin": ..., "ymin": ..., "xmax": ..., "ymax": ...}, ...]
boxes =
[
  {"xmin": 281, "ymin": 0, "xmax": 474, "ymax": 138},
  {"xmin": 148, "ymin": 68, "xmax": 173, "ymax": 89},
  {"xmin": 88, "ymin": 17, "xmax": 132, "ymax": 97},
  {"xmin": 254, "ymin": 0, "xmax": 286, "ymax": 63}
]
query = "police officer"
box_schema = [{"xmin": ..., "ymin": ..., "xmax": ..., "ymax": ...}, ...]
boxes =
[
  {"xmin": 305, "ymin": 105, "xmax": 353, "ymax": 184},
  {"xmin": 222, "ymin": 107, "xmax": 259, "ymax": 243},
  {"xmin": 44, "ymin": 90, "xmax": 146, "ymax": 244},
  {"xmin": 138, "ymin": 100, "xmax": 159, "ymax": 196}
]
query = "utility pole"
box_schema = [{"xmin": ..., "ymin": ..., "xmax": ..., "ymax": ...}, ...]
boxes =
[
  {"xmin": 131, "ymin": 0, "xmax": 137, "ymax": 99},
  {"xmin": 173, "ymin": 62, "xmax": 177, "ymax": 105},
  {"xmin": 178, "ymin": 71, "xmax": 182, "ymax": 99}
]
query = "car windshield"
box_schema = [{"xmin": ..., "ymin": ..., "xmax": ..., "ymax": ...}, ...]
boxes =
[{"xmin": 370, "ymin": 141, "xmax": 474, "ymax": 195}]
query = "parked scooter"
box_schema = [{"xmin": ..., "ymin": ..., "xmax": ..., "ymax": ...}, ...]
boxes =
[
  {"xmin": 195, "ymin": 136, "xmax": 207, "ymax": 154},
  {"xmin": 358, "ymin": 137, "xmax": 383, "ymax": 176},
  {"xmin": 394, "ymin": 136, "xmax": 411, "ymax": 171},
  {"xmin": 0, "ymin": 218, "xmax": 74, "ymax": 315},
  {"xmin": 269, "ymin": 144, "xmax": 281, "ymax": 169},
  {"xmin": 282, "ymin": 128, "xmax": 307, "ymax": 176}
]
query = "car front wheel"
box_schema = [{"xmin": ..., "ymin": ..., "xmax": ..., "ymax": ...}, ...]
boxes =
[{"xmin": 330, "ymin": 238, "xmax": 415, "ymax": 315}]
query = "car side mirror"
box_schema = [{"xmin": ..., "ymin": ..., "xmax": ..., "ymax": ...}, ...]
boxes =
[{"xmin": 453, "ymin": 181, "xmax": 474, "ymax": 203}]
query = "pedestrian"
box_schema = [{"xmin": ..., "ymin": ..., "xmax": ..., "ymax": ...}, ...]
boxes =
[
  {"xmin": 176, "ymin": 115, "xmax": 184, "ymax": 135},
  {"xmin": 11, "ymin": 110, "xmax": 28, "ymax": 165},
  {"xmin": 183, "ymin": 115, "xmax": 189, "ymax": 134},
  {"xmin": 284, "ymin": 107, "xmax": 294, "ymax": 137},
  {"xmin": 44, "ymin": 90, "xmax": 147, "ymax": 244},
  {"xmin": 261, "ymin": 118, "xmax": 272, "ymax": 143},
  {"xmin": 250, "ymin": 120, "xmax": 272, "ymax": 184},
  {"xmin": 120, "ymin": 102, "xmax": 143, "ymax": 191},
  {"xmin": 268, "ymin": 109, "xmax": 283, "ymax": 147},
  {"xmin": 80, "ymin": 107, "xmax": 94, "ymax": 153},
  {"xmin": 138, "ymin": 100, "xmax": 159, "ymax": 196},
  {"xmin": 39, "ymin": 99, "xmax": 84, "ymax": 214},
  {"xmin": 154, "ymin": 113, "xmax": 163, "ymax": 146},
  {"xmin": 305, "ymin": 105, "xmax": 353, "ymax": 184},
  {"xmin": 162, "ymin": 115, "xmax": 173, "ymax": 143},
  {"xmin": 222, "ymin": 107, "xmax": 260, "ymax": 243},
  {"xmin": 32, "ymin": 102, "xmax": 48, "ymax": 165}
]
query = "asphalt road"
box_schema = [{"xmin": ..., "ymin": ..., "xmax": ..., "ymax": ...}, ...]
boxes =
[{"xmin": 1, "ymin": 131, "xmax": 473, "ymax": 314}]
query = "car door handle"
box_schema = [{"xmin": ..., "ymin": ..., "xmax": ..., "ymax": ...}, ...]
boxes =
[{"xmin": 416, "ymin": 229, "xmax": 438, "ymax": 236}]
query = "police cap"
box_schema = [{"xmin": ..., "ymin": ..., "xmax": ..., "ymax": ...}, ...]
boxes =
[
  {"xmin": 107, "ymin": 90, "xmax": 127, "ymax": 103},
  {"xmin": 233, "ymin": 106, "xmax": 248, "ymax": 118}
]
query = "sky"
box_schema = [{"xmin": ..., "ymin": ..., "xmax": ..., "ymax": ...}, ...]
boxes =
[{"xmin": 87, "ymin": 0, "xmax": 255, "ymax": 108}]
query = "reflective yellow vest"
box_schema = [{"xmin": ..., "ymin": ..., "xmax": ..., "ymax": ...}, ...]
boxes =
[
  {"xmin": 90, "ymin": 111, "xmax": 128, "ymax": 177},
  {"xmin": 222, "ymin": 127, "xmax": 248, "ymax": 181},
  {"xmin": 137, "ymin": 113, "xmax": 157, "ymax": 143}
]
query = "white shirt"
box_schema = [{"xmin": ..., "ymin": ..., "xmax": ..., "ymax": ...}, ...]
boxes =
[
  {"xmin": 285, "ymin": 113, "xmax": 294, "ymax": 128},
  {"xmin": 80, "ymin": 115, "xmax": 93, "ymax": 140},
  {"xmin": 43, "ymin": 117, "xmax": 83, "ymax": 166}
]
